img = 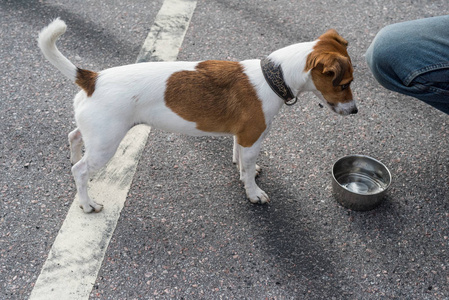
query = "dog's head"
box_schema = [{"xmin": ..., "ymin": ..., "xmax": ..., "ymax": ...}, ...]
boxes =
[{"xmin": 305, "ymin": 29, "xmax": 357, "ymax": 115}]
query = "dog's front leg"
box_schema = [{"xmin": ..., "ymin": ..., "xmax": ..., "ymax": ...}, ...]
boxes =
[
  {"xmin": 232, "ymin": 136, "xmax": 239, "ymax": 165},
  {"xmin": 239, "ymin": 140, "xmax": 269, "ymax": 204},
  {"xmin": 233, "ymin": 136, "xmax": 261, "ymax": 177}
]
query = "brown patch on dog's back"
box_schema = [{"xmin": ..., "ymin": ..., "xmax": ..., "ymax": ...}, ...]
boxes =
[
  {"xmin": 165, "ymin": 61, "xmax": 266, "ymax": 147},
  {"xmin": 75, "ymin": 68, "xmax": 98, "ymax": 97}
]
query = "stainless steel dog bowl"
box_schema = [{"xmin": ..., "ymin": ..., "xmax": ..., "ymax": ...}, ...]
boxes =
[{"xmin": 332, "ymin": 155, "xmax": 392, "ymax": 211}]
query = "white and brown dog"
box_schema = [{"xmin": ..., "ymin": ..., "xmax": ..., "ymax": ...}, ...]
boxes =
[{"xmin": 38, "ymin": 19, "xmax": 357, "ymax": 213}]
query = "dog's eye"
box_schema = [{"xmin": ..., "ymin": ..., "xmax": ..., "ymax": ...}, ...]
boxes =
[{"xmin": 340, "ymin": 83, "xmax": 350, "ymax": 91}]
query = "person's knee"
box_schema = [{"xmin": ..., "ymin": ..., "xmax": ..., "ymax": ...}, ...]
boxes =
[
  {"xmin": 366, "ymin": 24, "xmax": 405, "ymax": 89},
  {"xmin": 366, "ymin": 26, "xmax": 393, "ymax": 74}
]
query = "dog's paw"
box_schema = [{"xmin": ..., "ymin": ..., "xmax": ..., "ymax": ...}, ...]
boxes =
[
  {"xmin": 247, "ymin": 188, "xmax": 269, "ymax": 204},
  {"xmin": 79, "ymin": 201, "xmax": 104, "ymax": 213}
]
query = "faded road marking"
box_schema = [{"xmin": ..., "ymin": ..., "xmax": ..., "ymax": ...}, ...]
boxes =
[{"xmin": 29, "ymin": 0, "xmax": 197, "ymax": 299}]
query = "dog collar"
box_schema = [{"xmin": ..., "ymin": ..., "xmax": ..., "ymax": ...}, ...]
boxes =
[{"xmin": 260, "ymin": 57, "xmax": 297, "ymax": 106}]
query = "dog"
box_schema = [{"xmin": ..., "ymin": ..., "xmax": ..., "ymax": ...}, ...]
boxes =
[{"xmin": 38, "ymin": 18, "xmax": 357, "ymax": 213}]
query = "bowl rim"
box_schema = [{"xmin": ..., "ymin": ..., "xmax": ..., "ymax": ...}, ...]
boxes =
[{"xmin": 332, "ymin": 154, "xmax": 392, "ymax": 195}]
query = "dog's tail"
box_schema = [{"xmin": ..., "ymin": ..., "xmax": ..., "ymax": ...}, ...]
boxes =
[
  {"xmin": 38, "ymin": 18, "xmax": 98, "ymax": 96},
  {"xmin": 38, "ymin": 18, "xmax": 78, "ymax": 81}
]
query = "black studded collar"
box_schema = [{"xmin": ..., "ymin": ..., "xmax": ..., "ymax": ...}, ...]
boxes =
[{"xmin": 260, "ymin": 57, "xmax": 297, "ymax": 106}]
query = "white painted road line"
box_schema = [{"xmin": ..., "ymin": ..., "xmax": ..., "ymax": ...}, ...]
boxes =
[
  {"xmin": 138, "ymin": 0, "xmax": 198, "ymax": 62},
  {"xmin": 29, "ymin": 126, "xmax": 150, "ymax": 300},
  {"xmin": 29, "ymin": 1, "xmax": 197, "ymax": 299}
]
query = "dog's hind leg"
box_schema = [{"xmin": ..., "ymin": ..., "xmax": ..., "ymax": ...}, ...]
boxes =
[
  {"xmin": 72, "ymin": 157, "xmax": 103, "ymax": 213},
  {"xmin": 71, "ymin": 126, "xmax": 129, "ymax": 213},
  {"xmin": 68, "ymin": 128, "xmax": 83, "ymax": 164}
]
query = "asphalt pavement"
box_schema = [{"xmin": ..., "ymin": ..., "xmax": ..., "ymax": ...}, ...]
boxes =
[{"xmin": 1, "ymin": 0, "xmax": 448, "ymax": 299}]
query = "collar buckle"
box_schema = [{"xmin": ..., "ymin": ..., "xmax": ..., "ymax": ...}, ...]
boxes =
[{"xmin": 284, "ymin": 97, "xmax": 298, "ymax": 106}]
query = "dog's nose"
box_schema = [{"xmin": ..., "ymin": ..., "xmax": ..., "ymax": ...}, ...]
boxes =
[{"xmin": 350, "ymin": 107, "xmax": 358, "ymax": 114}]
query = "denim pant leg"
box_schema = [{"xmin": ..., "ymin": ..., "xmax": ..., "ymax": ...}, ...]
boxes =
[{"xmin": 365, "ymin": 15, "xmax": 449, "ymax": 114}]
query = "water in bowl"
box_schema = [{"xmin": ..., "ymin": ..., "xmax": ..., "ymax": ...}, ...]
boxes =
[{"xmin": 338, "ymin": 172, "xmax": 387, "ymax": 194}]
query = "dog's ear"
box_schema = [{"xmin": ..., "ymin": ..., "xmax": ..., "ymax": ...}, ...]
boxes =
[
  {"xmin": 305, "ymin": 52, "xmax": 351, "ymax": 86},
  {"xmin": 319, "ymin": 29, "xmax": 348, "ymax": 47},
  {"xmin": 323, "ymin": 55, "xmax": 350, "ymax": 86},
  {"xmin": 306, "ymin": 30, "xmax": 352, "ymax": 86}
]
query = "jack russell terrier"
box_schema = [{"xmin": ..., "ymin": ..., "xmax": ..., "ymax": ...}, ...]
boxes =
[{"xmin": 38, "ymin": 19, "xmax": 357, "ymax": 213}]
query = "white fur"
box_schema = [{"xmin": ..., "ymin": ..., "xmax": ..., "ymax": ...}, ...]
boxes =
[
  {"xmin": 333, "ymin": 100, "xmax": 358, "ymax": 115},
  {"xmin": 267, "ymin": 41, "xmax": 317, "ymax": 96},
  {"xmin": 38, "ymin": 18, "xmax": 77, "ymax": 80},
  {"xmin": 38, "ymin": 19, "xmax": 353, "ymax": 212}
]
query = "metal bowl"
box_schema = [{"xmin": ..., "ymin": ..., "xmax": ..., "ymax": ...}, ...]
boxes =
[{"xmin": 332, "ymin": 155, "xmax": 392, "ymax": 211}]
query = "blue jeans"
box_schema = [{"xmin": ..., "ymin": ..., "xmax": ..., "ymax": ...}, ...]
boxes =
[{"xmin": 365, "ymin": 15, "xmax": 449, "ymax": 114}]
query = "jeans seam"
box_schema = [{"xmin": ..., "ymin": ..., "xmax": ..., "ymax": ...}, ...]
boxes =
[
  {"xmin": 404, "ymin": 63, "xmax": 449, "ymax": 86},
  {"xmin": 413, "ymin": 83, "xmax": 449, "ymax": 97}
]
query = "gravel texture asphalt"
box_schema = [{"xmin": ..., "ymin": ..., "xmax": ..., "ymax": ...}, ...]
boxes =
[{"xmin": 1, "ymin": 0, "xmax": 448, "ymax": 299}]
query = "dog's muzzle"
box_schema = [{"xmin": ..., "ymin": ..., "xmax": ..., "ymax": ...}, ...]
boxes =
[{"xmin": 330, "ymin": 100, "xmax": 358, "ymax": 115}]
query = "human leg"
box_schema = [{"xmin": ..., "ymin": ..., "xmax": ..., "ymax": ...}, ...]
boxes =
[{"xmin": 365, "ymin": 15, "xmax": 449, "ymax": 114}]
